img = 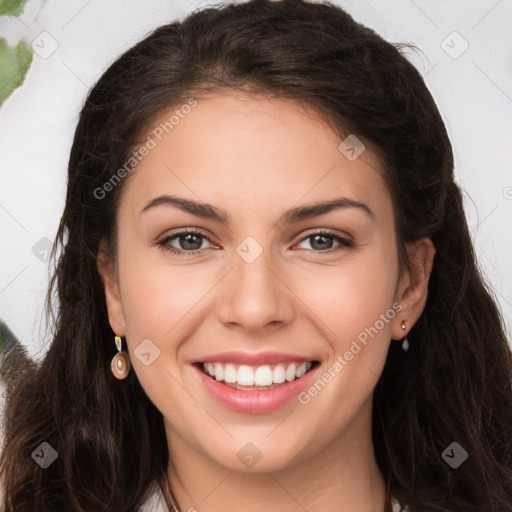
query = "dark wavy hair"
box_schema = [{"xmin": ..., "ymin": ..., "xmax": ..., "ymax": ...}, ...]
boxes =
[{"xmin": 1, "ymin": 1, "xmax": 511, "ymax": 510}]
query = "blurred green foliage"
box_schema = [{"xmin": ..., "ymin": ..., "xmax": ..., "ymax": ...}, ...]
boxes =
[
  {"xmin": 0, "ymin": 0, "xmax": 32, "ymax": 106},
  {"xmin": 0, "ymin": 0, "xmax": 26, "ymax": 16},
  {"xmin": 0, "ymin": 39, "xmax": 33, "ymax": 106}
]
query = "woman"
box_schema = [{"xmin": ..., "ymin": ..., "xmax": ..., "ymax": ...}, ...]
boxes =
[{"xmin": 1, "ymin": 1, "xmax": 511, "ymax": 510}]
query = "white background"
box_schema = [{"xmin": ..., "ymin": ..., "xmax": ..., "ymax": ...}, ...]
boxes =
[{"xmin": 0, "ymin": 0, "xmax": 511, "ymax": 359}]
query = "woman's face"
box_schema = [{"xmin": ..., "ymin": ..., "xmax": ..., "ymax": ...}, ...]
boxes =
[{"xmin": 99, "ymin": 92, "xmax": 419, "ymax": 472}]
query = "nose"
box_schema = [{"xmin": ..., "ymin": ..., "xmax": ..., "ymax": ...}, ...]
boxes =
[{"xmin": 216, "ymin": 243, "xmax": 294, "ymax": 335}]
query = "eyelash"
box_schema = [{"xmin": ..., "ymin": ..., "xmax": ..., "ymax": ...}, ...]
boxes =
[{"xmin": 157, "ymin": 228, "xmax": 355, "ymax": 256}]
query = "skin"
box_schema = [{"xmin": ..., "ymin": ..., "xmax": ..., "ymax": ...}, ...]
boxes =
[{"xmin": 98, "ymin": 92, "xmax": 435, "ymax": 512}]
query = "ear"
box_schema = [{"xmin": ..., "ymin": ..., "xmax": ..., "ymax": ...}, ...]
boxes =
[
  {"xmin": 97, "ymin": 239, "xmax": 127, "ymax": 336},
  {"xmin": 391, "ymin": 237, "xmax": 436, "ymax": 340}
]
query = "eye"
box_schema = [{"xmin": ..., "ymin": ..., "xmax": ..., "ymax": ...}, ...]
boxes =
[
  {"xmin": 157, "ymin": 229, "xmax": 354, "ymax": 256},
  {"xmin": 157, "ymin": 229, "xmax": 215, "ymax": 255},
  {"xmin": 295, "ymin": 230, "xmax": 354, "ymax": 252}
]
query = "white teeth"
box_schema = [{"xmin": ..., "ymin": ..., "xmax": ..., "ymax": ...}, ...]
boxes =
[
  {"xmin": 272, "ymin": 365, "xmax": 286, "ymax": 384},
  {"xmin": 214, "ymin": 362, "xmax": 224, "ymax": 381},
  {"xmin": 202, "ymin": 361, "xmax": 313, "ymax": 387},
  {"xmin": 295, "ymin": 363, "xmax": 307, "ymax": 378},
  {"xmin": 206, "ymin": 363, "xmax": 215, "ymax": 377},
  {"xmin": 285, "ymin": 363, "xmax": 296, "ymax": 382},
  {"xmin": 237, "ymin": 365, "xmax": 254, "ymax": 386},
  {"xmin": 224, "ymin": 363, "xmax": 237, "ymax": 383},
  {"xmin": 254, "ymin": 365, "xmax": 273, "ymax": 386}
]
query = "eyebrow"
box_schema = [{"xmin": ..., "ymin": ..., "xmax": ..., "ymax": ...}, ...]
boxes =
[{"xmin": 140, "ymin": 194, "xmax": 375, "ymax": 224}]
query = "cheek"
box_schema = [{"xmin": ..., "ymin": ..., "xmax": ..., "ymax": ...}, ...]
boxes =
[
  {"xmin": 296, "ymin": 246, "xmax": 398, "ymax": 341},
  {"xmin": 115, "ymin": 245, "xmax": 209, "ymax": 407},
  {"xmin": 293, "ymin": 241, "xmax": 399, "ymax": 401},
  {"xmin": 115, "ymin": 238, "xmax": 223, "ymax": 377},
  {"xmin": 291, "ymin": 255, "xmax": 399, "ymax": 430},
  {"xmin": 119, "ymin": 255, "xmax": 207, "ymax": 342}
]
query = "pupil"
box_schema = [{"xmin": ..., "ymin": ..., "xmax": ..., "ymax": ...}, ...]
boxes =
[
  {"xmin": 312, "ymin": 235, "xmax": 332, "ymax": 250},
  {"xmin": 182, "ymin": 233, "xmax": 201, "ymax": 250}
]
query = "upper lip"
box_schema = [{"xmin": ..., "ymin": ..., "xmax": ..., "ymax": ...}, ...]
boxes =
[{"xmin": 194, "ymin": 351, "xmax": 316, "ymax": 366}]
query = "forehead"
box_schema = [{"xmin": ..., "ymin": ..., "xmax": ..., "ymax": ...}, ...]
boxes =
[{"xmin": 119, "ymin": 93, "xmax": 391, "ymax": 224}]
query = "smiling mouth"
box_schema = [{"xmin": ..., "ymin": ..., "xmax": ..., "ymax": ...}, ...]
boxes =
[{"xmin": 196, "ymin": 361, "xmax": 320, "ymax": 391}]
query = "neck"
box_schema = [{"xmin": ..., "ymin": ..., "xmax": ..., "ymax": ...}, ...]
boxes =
[{"xmin": 164, "ymin": 403, "xmax": 387, "ymax": 512}]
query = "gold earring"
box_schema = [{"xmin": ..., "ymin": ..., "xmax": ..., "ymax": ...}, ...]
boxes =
[
  {"xmin": 111, "ymin": 335, "xmax": 131, "ymax": 379},
  {"xmin": 400, "ymin": 320, "xmax": 409, "ymax": 352}
]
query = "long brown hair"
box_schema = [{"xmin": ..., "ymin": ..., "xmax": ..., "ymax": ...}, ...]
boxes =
[{"xmin": 1, "ymin": 1, "xmax": 511, "ymax": 510}]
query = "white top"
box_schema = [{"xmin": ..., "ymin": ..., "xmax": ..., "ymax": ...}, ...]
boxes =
[{"xmin": 138, "ymin": 480, "xmax": 168, "ymax": 511}]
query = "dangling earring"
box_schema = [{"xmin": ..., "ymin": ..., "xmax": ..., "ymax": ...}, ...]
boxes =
[
  {"xmin": 111, "ymin": 335, "xmax": 131, "ymax": 379},
  {"xmin": 400, "ymin": 320, "xmax": 409, "ymax": 352}
]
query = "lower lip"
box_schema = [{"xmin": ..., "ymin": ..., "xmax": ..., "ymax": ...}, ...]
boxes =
[{"xmin": 195, "ymin": 364, "xmax": 319, "ymax": 414}]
